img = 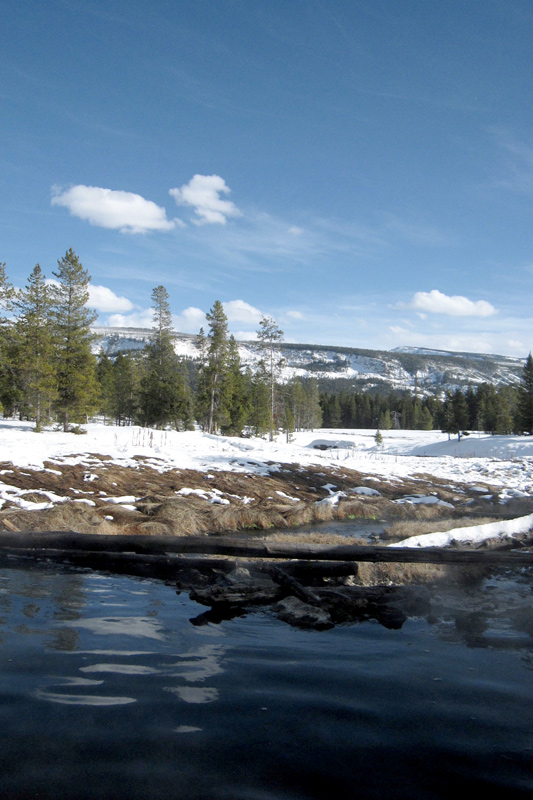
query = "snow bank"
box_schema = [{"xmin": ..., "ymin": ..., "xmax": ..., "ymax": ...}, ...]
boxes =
[
  {"xmin": 0, "ymin": 421, "xmax": 532, "ymax": 505},
  {"xmin": 393, "ymin": 513, "xmax": 533, "ymax": 548}
]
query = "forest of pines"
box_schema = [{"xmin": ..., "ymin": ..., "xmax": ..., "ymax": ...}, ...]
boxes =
[{"xmin": 1, "ymin": 251, "xmax": 533, "ymax": 437}]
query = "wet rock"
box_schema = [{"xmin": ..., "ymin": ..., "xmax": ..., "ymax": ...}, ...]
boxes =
[
  {"xmin": 189, "ymin": 566, "xmax": 281, "ymax": 607},
  {"xmin": 273, "ymin": 596, "xmax": 334, "ymax": 630}
]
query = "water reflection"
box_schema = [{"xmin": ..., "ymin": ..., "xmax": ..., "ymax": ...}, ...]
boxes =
[
  {"xmin": 2, "ymin": 564, "xmax": 533, "ymax": 799},
  {"xmin": 34, "ymin": 688, "xmax": 137, "ymax": 706},
  {"xmin": 65, "ymin": 615, "xmax": 165, "ymax": 640}
]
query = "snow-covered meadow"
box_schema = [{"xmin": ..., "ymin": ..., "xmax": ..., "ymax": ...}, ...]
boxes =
[
  {"xmin": 2, "ymin": 421, "xmax": 533, "ymax": 494},
  {"xmin": 1, "ymin": 421, "xmax": 533, "ymax": 548}
]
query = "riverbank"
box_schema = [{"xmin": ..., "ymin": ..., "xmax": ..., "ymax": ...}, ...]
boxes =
[{"xmin": 1, "ymin": 422, "xmax": 533, "ymax": 539}]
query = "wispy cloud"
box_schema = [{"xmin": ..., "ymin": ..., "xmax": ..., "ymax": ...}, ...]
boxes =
[
  {"xmin": 381, "ymin": 213, "xmax": 454, "ymax": 247},
  {"xmin": 169, "ymin": 175, "xmax": 241, "ymax": 225},
  {"xmin": 491, "ymin": 129, "xmax": 533, "ymax": 195},
  {"xmin": 410, "ymin": 289, "xmax": 496, "ymax": 317},
  {"xmin": 51, "ymin": 185, "xmax": 176, "ymax": 234}
]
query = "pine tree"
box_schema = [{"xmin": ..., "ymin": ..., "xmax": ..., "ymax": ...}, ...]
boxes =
[
  {"xmin": 221, "ymin": 335, "xmax": 249, "ymax": 435},
  {"xmin": 379, "ymin": 409, "xmax": 392, "ymax": 430},
  {"xmin": 15, "ymin": 264, "xmax": 57, "ymax": 430},
  {"xmin": 139, "ymin": 286, "xmax": 190, "ymax": 429},
  {"xmin": 493, "ymin": 386, "xmax": 514, "ymax": 435},
  {"xmin": 0, "ymin": 262, "xmax": 18, "ymax": 415},
  {"xmin": 419, "ymin": 406, "xmax": 433, "ymax": 431},
  {"xmin": 248, "ymin": 362, "xmax": 271, "ymax": 437},
  {"xmin": 51, "ymin": 249, "xmax": 98, "ymax": 431},
  {"xmin": 287, "ymin": 379, "xmax": 306, "ymax": 431},
  {"xmin": 302, "ymin": 379, "xmax": 322, "ymax": 429},
  {"xmin": 517, "ymin": 353, "xmax": 533, "ymax": 434},
  {"xmin": 196, "ymin": 301, "xmax": 231, "ymax": 434},
  {"xmin": 257, "ymin": 315, "xmax": 284, "ymax": 440},
  {"xmin": 112, "ymin": 352, "xmax": 140, "ymax": 425},
  {"xmin": 478, "ymin": 383, "xmax": 498, "ymax": 434},
  {"xmin": 0, "ymin": 262, "xmax": 14, "ymax": 316},
  {"xmin": 442, "ymin": 389, "xmax": 469, "ymax": 440}
]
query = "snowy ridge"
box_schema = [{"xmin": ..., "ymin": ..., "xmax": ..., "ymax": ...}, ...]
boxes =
[{"xmin": 92, "ymin": 327, "xmax": 525, "ymax": 396}]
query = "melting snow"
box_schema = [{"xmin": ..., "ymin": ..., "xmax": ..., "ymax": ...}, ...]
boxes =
[{"xmin": 0, "ymin": 422, "xmax": 532, "ymax": 546}]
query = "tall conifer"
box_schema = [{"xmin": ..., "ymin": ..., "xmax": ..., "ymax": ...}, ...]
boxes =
[
  {"xmin": 196, "ymin": 301, "xmax": 231, "ymax": 434},
  {"xmin": 15, "ymin": 264, "xmax": 57, "ymax": 430},
  {"xmin": 51, "ymin": 249, "xmax": 98, "ymax": 431},
  {"xmin": 139, "ymin": 285, "xmax": 190, "ymax": 428},
  {"xmin": 517, "ymin": 353, "xmax": 533, "ymax": 434},
  {"xmin": 257, "ymin": 315, "xmax": 284, "ymax": 440}
]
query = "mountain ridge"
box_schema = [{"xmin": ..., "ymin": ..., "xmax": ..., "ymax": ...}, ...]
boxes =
[{"xmin": 93, "ymin": 326, "xmax": 525, "ymax": 396}]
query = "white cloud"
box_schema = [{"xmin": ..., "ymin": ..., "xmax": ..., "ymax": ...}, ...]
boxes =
[
  {"xmin": 389, "ymin": 325, "xmax": 411, "ymax": 337},
  {"xmin": 222, "ymin": 299, "xmax": 262, "ymax": 324},
  {"xmin": 105, "ymin": 309, "xmax": 153, "ymax": 328},
  {"xmin": 288, "ymin": 226, "xmax": 304, "ymax": 236},
  {"xmin": 286, "ymin": 310, "xmax": 304, "ymax": 320},
  {"xmin": 173, "ymin": 307, "xmax": 207, "ymax": 332},
  {"xmin": 169, "ymin": 175, "xmax": 241, "ymax": 225},
  {"xmin": 507, "ymin": 339, "xmax": 526, "ymax": 351},
  {"xmin": 51, "ymin": 185, "xmax": 176, "ymax": 234},
  {"xmin": 88, "ymin": 284, "xmax": 134, "ymax": 313},
  {"xmin": 410, "ymin": 289, "xmax": 496, "ymax": 317}
]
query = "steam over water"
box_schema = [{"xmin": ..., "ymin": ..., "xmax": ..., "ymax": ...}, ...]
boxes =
[{"xmin": 1, "ymin": 564, "xmax": 533, "ymax": 799}]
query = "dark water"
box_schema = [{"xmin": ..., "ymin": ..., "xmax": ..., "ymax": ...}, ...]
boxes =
[{"xmin": 1, "ymin": 564, "xmax": 533, "ymax": 800}]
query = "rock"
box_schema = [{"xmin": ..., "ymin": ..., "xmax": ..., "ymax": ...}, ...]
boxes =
[
  {"xmin": 189, "ymin": 566, "xmax": 281, "ymax": 607},
  {"xmin": 190, "ymin": 583, "xmax": 281, "ymax": 607},
  {"xmin": 272, "ymin": 596, "xmax": 334, "ymax": 630}
]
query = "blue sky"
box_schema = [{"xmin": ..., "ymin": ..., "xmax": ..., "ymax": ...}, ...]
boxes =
[{"xmin": 2, "ymin": 0, "xmax": 533, "ymax": 356}]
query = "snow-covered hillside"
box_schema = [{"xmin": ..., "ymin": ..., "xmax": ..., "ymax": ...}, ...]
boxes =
[{"xmin": 93, "ymin": 326, "xmax": 525, "ymax": 396}]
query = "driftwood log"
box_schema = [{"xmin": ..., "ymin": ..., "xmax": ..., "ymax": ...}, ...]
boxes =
[
  {"xmin": 1, "ymin": 530, "xmax": 530, "ymax": 631},
  {"xmin": 0, "ymin": 530, "xmax": 532, "ymax": 565}
]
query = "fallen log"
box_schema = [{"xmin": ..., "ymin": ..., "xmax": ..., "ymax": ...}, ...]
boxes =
[
  {"xmin": 0, "ymin": 530, "xmax": 533, "ymax": 565},
  {"xmin": 261, "ymin": 563, "xmax": 322, "ymax": 605}
]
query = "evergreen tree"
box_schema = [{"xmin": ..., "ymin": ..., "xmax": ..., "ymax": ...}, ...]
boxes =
[
  {"xmin": 340, "ymin": 393, "xmax": 357, "ymax": 428},
  {"xmin": 248, "ymin": 362, "xmax": 271, "ymax": 436},
  {"xmin": 328, "ymin": 395, "xmax": 342, "ymax": 428},
  {"xmin": 257, "ymin": 315, "xmax": 284, "ymax": 440},
  {"xmin": 442, "ymin": 389, "xmax": 469, "ymax": 440},
  {"xmin": 221, "ymin": 335, "xmax": 249, "ymax": 435},
  {"xmin": 51, "ymin": 249, "xmax": 98, "ymax": 431},
  {"xmin": 96, "ymin": 352, "xmax": 115, "ymax": 422},
  {"xmin": 419, "ymin": 406, "xmax": 433, "ymax": 431},
  {"xmin": 15, "ymin": 264, "xmax": 57, "ymax": 430},
  {"xmin": 0, "ymin": 262, "xmax": 17, "ymax": 415},
  {"xmin": 0, "ymin": 262, "xmax": 13, "ymax": 310},
  {"xmin": 196, "ymin": 301, "xmax": 231, "ymax": 434},
  {"xmin": 112, "ymin": 352, "xmax": 140, "ymax": 425},
  {"xmin": 378, "ymin": 409, "xmax": 392, "ymax": 430},
  {"xmin": 288, "ymin": 378, "xmax": 322, "ymax": 431},
  {"xmin": 302, "ymin": 379, "xmax": 322, "ymax": 430},
  {"xmin": 478, "ymin": 383, "xmax": 498, "ymax": 434},
  {"xmin": 139, "ymin": 286, "xmax": 190, "ymax": 429},
  {"xmin": 517, "ymin": 353, "xmax": 533, "ymax": 434},
  {"xmin": 493, "ymin": 386, "xmax": 514, "ymax": 435}
]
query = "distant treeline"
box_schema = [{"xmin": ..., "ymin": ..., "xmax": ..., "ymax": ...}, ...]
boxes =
[
  {"xmin": 0, "ymin": 252, "xmax": 322, "ymax": 438},
  {"xmin": 319, "ymin": 381, "xmax": 532, "ymax": 436},
  {"xmin": 1, "ymin": 251, "xmax": 533, "ymax": 437}
]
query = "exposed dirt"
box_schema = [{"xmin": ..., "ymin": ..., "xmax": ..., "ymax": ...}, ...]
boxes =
[{"xmin": 0, "ymin": 454, "xmax": 528, "ymax": 537}]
